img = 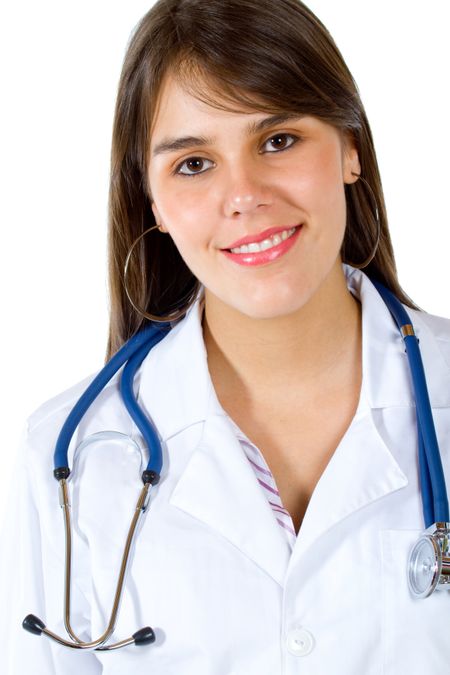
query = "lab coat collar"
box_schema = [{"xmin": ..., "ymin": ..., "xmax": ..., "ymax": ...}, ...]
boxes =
[
  {"xmin": 136, "ymin": 263, "xmax": 449, "ymax": 586},
  {"xmin": 168, "ymin": 401, "xmax": 409, "ymax": 584},
  {"xmin": 138, "ymin": 263, "xmax": 450, "ymax": 443},
  {"xmin": 346, "ymin": 263, "xmax": 450, "ymax": 409}
]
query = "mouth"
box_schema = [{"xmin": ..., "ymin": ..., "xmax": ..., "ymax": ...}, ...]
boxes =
[
  {"xmin": 222, "ymin": 224, "xmax": 302, "ymax": 252},
  {"xmin": 224, "ymin": 225, "xmax": 301, "ymax": 254},
  {"xmin": 220, "ymin": 224, "xmax": 303, "ymax": 267}
]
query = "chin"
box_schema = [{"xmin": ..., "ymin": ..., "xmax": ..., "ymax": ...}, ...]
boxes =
[
  {"xmin": 233, "ymin": 298, "xmax": 306, "ymax": 321},
  {"xmin": 205, "ymin": 280, "xmax": 313, "ymax": 321}
]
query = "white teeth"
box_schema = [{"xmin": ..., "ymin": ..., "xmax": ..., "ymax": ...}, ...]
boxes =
[
  {"xmin": 260, "ymin": 238, "xmax": 272, "ymax": 251},
  {"xmin": 247, "ymin": 242, "xmax": 260, "ymax": 253},
  {"xmin": 230, "ymin": 227, "xmax": 297, "ymax": 254}
]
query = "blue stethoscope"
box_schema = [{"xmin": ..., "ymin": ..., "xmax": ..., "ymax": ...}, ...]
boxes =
[{"xmin": 22, "ymin": 280, "xmax": 450, "ymax": 652}]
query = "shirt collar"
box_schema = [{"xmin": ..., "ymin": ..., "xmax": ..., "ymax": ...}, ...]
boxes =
[{"xmin": 138, "ymin": 263, "xmax": 450, "ymax": 441}]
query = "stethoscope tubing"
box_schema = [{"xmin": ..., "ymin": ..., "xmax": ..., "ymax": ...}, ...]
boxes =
[
  {"xmin": 53, "ymin": 322, "xmax": 170, "ymax": 476},
  {"xmin": 27, "ymin": 277, "xmax": 450, "ymax": 652},
  {"xmin": 371, "ymin": 279, "xmax": 449, "ymax": 526},
  {"xmin": 120, "ymin": 335, "xmax": 166, "ymax": 477},
  {"xmin": 417, "ymin": 419, "xmax": 434, "ymax": 527},
  {"xmin": 53, "ymin": 280, "xmax": 449, "ymax": 526}
]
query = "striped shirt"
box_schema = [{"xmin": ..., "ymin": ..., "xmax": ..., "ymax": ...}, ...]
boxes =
[{"xmin": 225, "ymin": 415, "xmax": 298, "ymax": 552}]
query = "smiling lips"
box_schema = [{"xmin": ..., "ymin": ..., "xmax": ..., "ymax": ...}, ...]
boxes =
[
  {"xmin": 229, "ymin": 226, "xmax": 297, "ymax": 254},
  {"xmin": 224, "ymin": 224, "xmax": 302, "ymax": 250},
  {"xmin": 220, "ymin": 224, "xmax": 303, "ymax": 266}
]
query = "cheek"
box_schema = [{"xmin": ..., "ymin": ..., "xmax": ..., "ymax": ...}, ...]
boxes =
[
  {"xmin": 163, "ymin": 207, "xmax": 215, "ymax": 275},
  {"xmin": 297, "ymin": 143, "xmax": 347, "ymax": 219},
  {"xmin": 151, "ymin": 183, "xmax": 211, "ymax": 250}
]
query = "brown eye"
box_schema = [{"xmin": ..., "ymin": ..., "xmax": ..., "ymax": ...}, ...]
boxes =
[
  {"xmin": 263, "ymin": 133, "xmax": 298, "ymax": 153},
  {"xmin": 175, "ymin": 157, "xmax": 214, "ymax": 177},
  {"xmin": 173, "ymin": 133, "xmax": 299, "ymax": 179}
]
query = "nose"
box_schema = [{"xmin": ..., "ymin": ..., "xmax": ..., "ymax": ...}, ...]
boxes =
[{"xmin": 223, "ymin": 161, "xmax": 273, "ymax": 218}]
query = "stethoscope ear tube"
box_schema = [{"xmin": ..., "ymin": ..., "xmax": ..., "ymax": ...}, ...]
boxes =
[{"xmin": 27, "ymin": 323, "xmax": 172, "ymax": 651}]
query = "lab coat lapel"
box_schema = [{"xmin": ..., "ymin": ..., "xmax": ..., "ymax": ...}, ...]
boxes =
[
  {"xmin": 168, "ymin": 413, "xmax": 292, "ymax": 587},
  {"xmin": 293, "ymin": 264, "xmax": 450, "ymax": 556},
  {"xmin": 289, "ymin": 267, "xmax": 412, "ymax": 556},
  {"xmin": 137, "ymin": 264, "xmax": 450, "ymax": 582},
  {"xmin": 137, "ymin": 291, "xmax": 291, "ymax": 586},
  {"xmin": 293, "ymin": 405, "xmax": 409, "ymax": 558}
]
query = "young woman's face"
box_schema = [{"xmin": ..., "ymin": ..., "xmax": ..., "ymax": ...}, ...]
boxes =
[{"xmin": 147, "ymin": 73, "xmax": 361, "ymax": 320}]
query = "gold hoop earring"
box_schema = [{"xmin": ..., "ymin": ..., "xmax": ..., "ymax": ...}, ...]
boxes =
[
  {"xmin": 123, "ymin": 224, "xmax": 201, "ymax": 323},
  {"xmin": 344, "ymin": 172, "xmax": 381, "ymax": 270}
]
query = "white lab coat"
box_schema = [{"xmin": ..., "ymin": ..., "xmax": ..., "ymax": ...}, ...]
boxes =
[{"xmin": 2, "ymin": 263, "xmax": 450, "ymax": 675}]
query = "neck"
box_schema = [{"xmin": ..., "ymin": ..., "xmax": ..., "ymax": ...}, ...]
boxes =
[{"xmin": 202, "ymin": 262, "xmax": 362, "ymax": 407}]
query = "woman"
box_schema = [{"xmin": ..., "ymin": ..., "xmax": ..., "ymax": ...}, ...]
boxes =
[{"xmin": 2, "ymin": 0, "xmax": 450, "ymax": 672}]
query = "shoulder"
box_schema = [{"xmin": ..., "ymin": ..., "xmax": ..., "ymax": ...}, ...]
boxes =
[
  {"xmin": 27, "ymin": 370, "xmax": 101, "ymax": 434},
  {"xmin": 408, "ymin": 306, "xmax": 450, "ymax": 370},
  {"xmin": 23, "ymin": 315, "xmax": 188, "ymax": 447},
  {"xmin": 22, "ymin": 366, "xmax": 124, "ymax": 471}
]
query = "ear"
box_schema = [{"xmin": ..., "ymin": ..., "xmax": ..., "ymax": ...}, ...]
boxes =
[
  {"xmin": 342, "ymin": 132, "xmax": 361, "ymax": 185},
  {"xmin": 150, "ymin": 201, "xmax": 169, "ymax": 234},
  {"xmin": 151, "ymin": 201, "xmax": 162, "ymax": 226}
]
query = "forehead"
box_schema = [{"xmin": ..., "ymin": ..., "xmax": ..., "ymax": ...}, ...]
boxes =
[
  {"xmin": 150, "ymin": 72, "xmax": 269, "ymax": 135},
  {"xmin": 148, "ymin": 71, "xmax": 348, "ymax": 158}
]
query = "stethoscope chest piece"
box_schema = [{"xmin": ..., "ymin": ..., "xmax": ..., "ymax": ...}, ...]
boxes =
[{"xmin": 408, "ymin": 523, "xmax": 450, "ymax": 598}]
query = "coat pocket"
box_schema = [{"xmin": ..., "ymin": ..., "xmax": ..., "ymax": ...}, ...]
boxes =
[{"xmin": 381, "ymin": 529, "xmax": 450, "ymax": 674}]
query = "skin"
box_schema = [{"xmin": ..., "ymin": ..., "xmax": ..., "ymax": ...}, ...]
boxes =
[{"xmin": 147, "ymin": 71, "xmax": 362, "ymax": 404}]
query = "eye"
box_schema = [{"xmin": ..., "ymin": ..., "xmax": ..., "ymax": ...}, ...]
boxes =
[
  {"xmin": 174, "ymin": 157, "xmax": 215, "ymax": 178},
  {"xmin": 173, "ymin": 132, "xmax": 300, "ymax": 178},
  {"xmin": 262, "ymin": 132, "xmax": 299, "ymax": 153}
]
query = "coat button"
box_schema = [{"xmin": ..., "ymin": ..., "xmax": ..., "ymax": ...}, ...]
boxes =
[{"xmin": 286, "ymin": 627, "xmax": 315, "ymax": 656}]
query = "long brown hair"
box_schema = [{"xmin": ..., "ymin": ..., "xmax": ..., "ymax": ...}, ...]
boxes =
[{"xmin": 106, "ymin": 0, "xmax": 420, "ymax": 360}]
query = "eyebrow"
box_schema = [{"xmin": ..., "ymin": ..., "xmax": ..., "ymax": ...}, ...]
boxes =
[{"xmin": 151, "ymin": 112, "xmax": 307, "ymax": 157}]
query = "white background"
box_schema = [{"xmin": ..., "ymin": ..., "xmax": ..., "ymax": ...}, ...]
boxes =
[{"xmin": 0, "ymin": 0, "xmax": 449, "ymax": 526}]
